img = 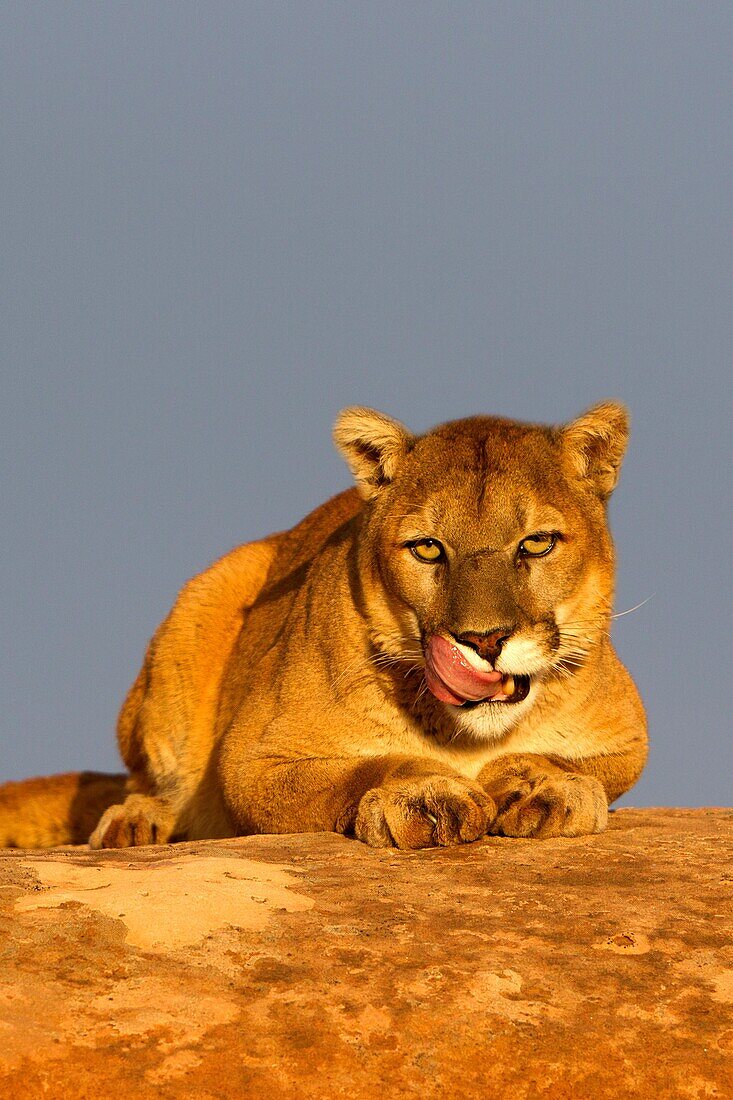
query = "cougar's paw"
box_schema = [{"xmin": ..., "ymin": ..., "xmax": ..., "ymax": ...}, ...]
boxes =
[
  {"xmin": 354, "ymin": 776, "xmax": 496, "ymax": 850},
  {"xmin": 488, "ymin": 772, "xmax": 608, "ymax": 839},
  {"xmin": 89, "ymin": 795, "xmax": 174, "ymax": 849}
]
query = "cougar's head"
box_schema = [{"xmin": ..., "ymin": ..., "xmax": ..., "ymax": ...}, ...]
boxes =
[{"xmin": 334, "ymin": 403, "xmax": 629, "ymax": 738}]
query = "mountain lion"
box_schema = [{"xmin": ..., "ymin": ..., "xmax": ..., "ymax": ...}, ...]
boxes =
[{"xmin": 0, "ymin": 403, "xmax": 647, "ymax": 850}]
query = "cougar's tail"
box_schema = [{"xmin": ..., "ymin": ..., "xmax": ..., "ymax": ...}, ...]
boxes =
[{"xmin": 0, "ymin": 771, "xmax": 128, "ymax": 848}]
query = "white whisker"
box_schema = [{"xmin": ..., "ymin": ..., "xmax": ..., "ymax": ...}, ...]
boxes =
[{"xmin": 612, "ymin": 595, "xmax": 654, "ymax": 619}]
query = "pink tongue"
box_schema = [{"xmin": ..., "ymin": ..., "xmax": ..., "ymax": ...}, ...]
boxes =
[{"xmin": 424, "ymin": 634, "xmax": 503, "ymax": 705}]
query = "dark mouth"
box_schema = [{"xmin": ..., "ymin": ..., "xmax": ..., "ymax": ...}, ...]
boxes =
[{"xmin": 461, "ymin": 673, "xmax": 531, "ymax": 708}]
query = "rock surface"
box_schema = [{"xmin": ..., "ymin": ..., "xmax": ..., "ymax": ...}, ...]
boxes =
[{"xmin": 1, "ymin": 808, "xmax": 731, "ymax": 1099}]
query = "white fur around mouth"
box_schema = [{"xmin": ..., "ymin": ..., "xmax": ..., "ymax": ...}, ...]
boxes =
[{"xmin": 450, "ymin": 637, "xmax": 547, "ymax": 678}]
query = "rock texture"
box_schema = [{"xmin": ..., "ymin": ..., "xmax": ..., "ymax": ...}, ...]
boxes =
[{"xmin": 1, "ymin": 808, "xmax": 731, "ymax": 1099}]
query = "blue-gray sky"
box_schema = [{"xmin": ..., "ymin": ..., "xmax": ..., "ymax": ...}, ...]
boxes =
[{"xmin": 2, "ymin": 2, "xmax": 731, "ymax": 806}]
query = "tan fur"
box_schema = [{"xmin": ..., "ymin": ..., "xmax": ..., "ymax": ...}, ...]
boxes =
[
  {"xmin": 0, "ymin": 772, "xmax": 127, "ymax": 848},
  {"xmin": 0, "ymin": 404, "xmax": 647, "ymax": 850}
]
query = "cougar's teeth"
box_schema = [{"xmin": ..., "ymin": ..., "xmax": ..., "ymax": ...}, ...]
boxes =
[{"xmin": 502, "ymin": 675, "xmax": 515, "ymax": 696}]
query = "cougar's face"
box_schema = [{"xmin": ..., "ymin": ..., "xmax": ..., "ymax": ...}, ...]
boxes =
[{"xmin": 366, "ymin": 421, "xmax": 615, "ymax": 736}]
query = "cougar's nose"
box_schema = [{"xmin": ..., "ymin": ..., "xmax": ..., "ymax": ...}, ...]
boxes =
[{"xmin": 453, "ymin": 627, "xmax": 514, "ymax": 664}]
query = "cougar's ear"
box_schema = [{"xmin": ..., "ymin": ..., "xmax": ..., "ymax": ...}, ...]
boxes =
[
  {"xmin": 333, "ymin": 407, "xmax": 414, "ymax": 499},
  {"xmin": 561, "ymin": 401, "xmax": 630, "ymax": 499}
]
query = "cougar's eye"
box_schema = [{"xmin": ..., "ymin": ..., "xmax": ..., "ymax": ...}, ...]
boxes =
[
  {"xmin": 518, "ymin": 533, "xmax": 556, "ymax": 558},
  {"xmin": 408, "ymin": 539, "xmax": 446, "ymax": 563}
]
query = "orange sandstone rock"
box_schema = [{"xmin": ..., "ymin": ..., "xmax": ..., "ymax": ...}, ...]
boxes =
[{"xmin": 0, "ymin": 808, "xmax": 731, "ymax": 1099}]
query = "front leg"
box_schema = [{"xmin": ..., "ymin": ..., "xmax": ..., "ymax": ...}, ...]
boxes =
[
  {"xmin": 223, "ymin": 753, "xmax": 496, "ymax": 850},
  {"xmin": 355, "ymin": 769, "xmax": 495, "ymax": 849},
  {"xmin": 89, "ymin": 792, "xmax": 178, "ymax": 849},
  {"xmin": 477, "ymin": 753, "xmax": 608, "ymax": 839}
]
